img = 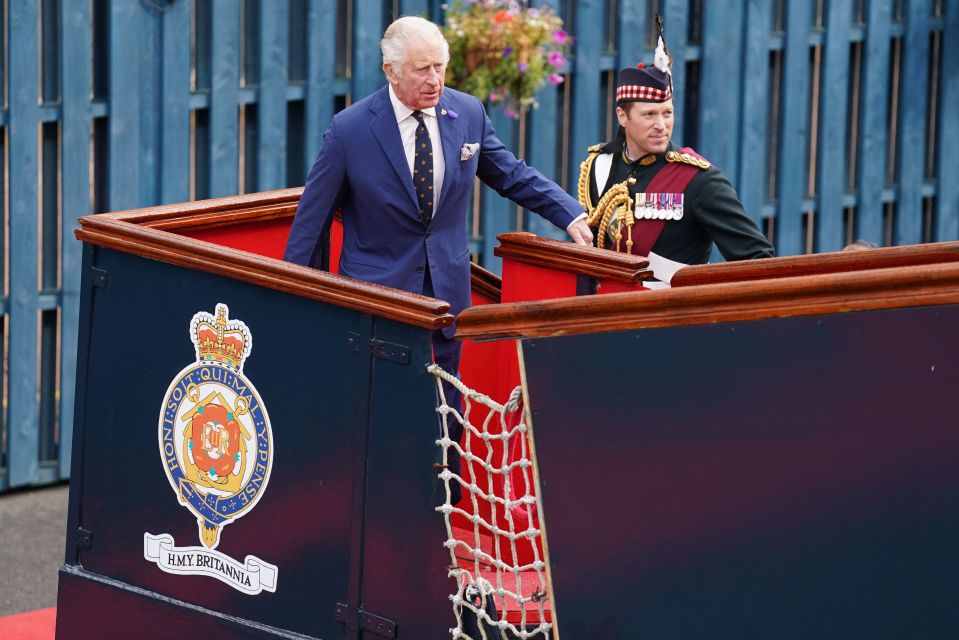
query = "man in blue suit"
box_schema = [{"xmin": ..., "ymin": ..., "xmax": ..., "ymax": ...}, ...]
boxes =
[{"xmin": 284, "ymin": 16, "xmax": 591, "ymax": 384}]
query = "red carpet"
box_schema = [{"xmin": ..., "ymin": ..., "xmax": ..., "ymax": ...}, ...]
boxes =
[{"xmin": 0, "ymin": 607, "xmax": 56, "ymax": 639}]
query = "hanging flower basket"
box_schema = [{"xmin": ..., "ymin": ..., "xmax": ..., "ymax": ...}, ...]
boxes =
[{"xmin": 444, "ymin": 1, "xmax": 573, "ymax": 119}]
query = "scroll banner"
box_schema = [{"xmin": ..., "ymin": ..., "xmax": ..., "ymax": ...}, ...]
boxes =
[{"xmin": 144, "ymin": 532, "xmax": 278, "ymax": 595}]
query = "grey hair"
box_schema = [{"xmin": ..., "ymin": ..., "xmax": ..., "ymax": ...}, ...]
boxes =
[{"xmin": 381, "ymin": 16, "xmax": 449, "ymax": 77}]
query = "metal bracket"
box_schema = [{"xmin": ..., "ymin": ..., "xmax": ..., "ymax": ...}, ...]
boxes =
[
  {"xmin": 369, "ymin": 339, "xmax": 410, "ymax": 365},
  {"xmin": 90, "ymin": 267, "xmax": 107, "ymax": 288},
  {"xmin": 335, "ymin": 602, "xmax": 397, "ymax": 639},
  {"xmin": 346, "ymin": 332, "xmax": 360, "ymax": 353},
  {"xmin": 77, "ymin": 527, "xmax": 93, "ymax": 550}
]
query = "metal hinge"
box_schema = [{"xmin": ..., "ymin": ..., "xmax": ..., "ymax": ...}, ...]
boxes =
[
  {"xmin": 90, "ymin": 267, "xmax": 108, "ymax": 288},
  {"xmin": 370, "ymin": 339, "xmax": 410, "ymax": 364},
  {"xmin": 348, "ymin": 333, "xmax": 410, "ymax": 365},
  {"xmin": 335, "ymin": 602, "xmax": 397, "ymax": 639},
  {"xmin": 77, "ymin": 527, "xmax": 94, "ymax": 550}
]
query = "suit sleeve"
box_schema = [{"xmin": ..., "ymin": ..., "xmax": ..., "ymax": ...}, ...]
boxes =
[
  {"xmin": 689, "ymin": 169, "xmax": 775, "ymax": 261},
  {"xmin": 474, "ymin": 107, "xmax": 581, "ymax": 231},
  {"xmin": 283, "ymin": 120, "xmax": 349, "ymax": 266}
]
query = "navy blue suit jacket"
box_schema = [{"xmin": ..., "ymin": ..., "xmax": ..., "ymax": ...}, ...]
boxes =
[{"xmin": 284, "ymin": 85, "xmax": 582, "ymax": 331}]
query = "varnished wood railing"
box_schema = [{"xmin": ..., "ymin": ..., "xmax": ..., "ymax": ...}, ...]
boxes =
[
  {"xmin": 76, "ymin": 189, "xmax": 455, "ymax": 330},
  {"xmin": 495, "ymin": 232, "xmax": 654, "ymax": 284},
  {"xmin": 456, "ymin": 261, "xmax": 959, "ymax": 340},
  {"xmin": 672, "ymin": 241, "xmax": 959, "ymax": 287}
]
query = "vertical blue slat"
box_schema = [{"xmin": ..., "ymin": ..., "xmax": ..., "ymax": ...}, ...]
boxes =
[
  {"xmin": 857, "ymin": 1, "xmax": 892, "ymax": 244},
  {"xmin": 617, "ymin": 0, "xmax": 650, "ymax": 67},
  {"xmin": 59, "ymin": 0, "xmax": 92, "ymax": 480},
  {"xmin": 139, "ymin": 7, "xmax": 162, "ymax": 206},
  {"xmin": 8, "ymin": 0, "xmax": 40, "ymax": 487},
  {"xmin": 662, "ymin": 0, "xmax": 689, "ymax": 139},
  {"xmin": 738, "ymin": 0, "xmax": 772, "ymax": 232},
  {"xmin": 161, "ymin": 0, "xmax": 192, "ymax": 204},
  {"xmin": 353, "ymin": 0, "xmax": 386, "ymax": 101},
  {"xmin": 937, "ymin": 0, "xmax": 959, "ymax": 241},
  {"xmin": 568, "ymin": 0, "xmax": 605, "ymax": 190},
  {"xmin": 109, "ymin": 2, "xmax": 147, "ymax": 210},
  {"xmin": 399, "ymin": 0, "xmax": 428, "ymax": 17},
  {"xmin": 258, "ymin": 0, "xmax": 289, "ymax": 190},
  {"xmin": 481, "ymin": 111, "xmax": 517, "ymax": 270},
  {"xmin": 526, "ymin": 0, "xmax": 564, "ymax": 241},
  {"xmin": 210, "ymin": 0, "xmax": 240, "ymax": 197},
  {"xmin": 776, "ymin": 0, "xmax": 812, "ymax": 256},
  {"xmin": 817, "ymin": 0, "xmax": 852, "ymax": 253},
  {"xmin": 699, "ymin": 0, "xmax": 746, "ymax": 188},
  {"xmin": 894, "ymin": 1, "xmax": 930, "ymax": 246},
  {"xmin": 305, "ymin": 0, "xmax": 337, "ymax": 170}
]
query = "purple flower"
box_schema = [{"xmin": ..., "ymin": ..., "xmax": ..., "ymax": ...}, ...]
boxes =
[
  {"xmin": 504, "ymin": 107, "xmax": 518, "ymax": 119},
  {"xmin": 502, "ymin": 47, "xmax": 513, "ymax": 57},
  {"xmin": 445, "ymin": 107, "xmax": 458, "ymax": 119},
  {"xmin": 548, "ymin": 73, "xmax": 565, "ymax": 86},
  {"xmin": 553, "ymin": 29, "xmax": 568, "ymax": 45},
  {"xmin": 518, "ymin": 62, "xmax": 528, "ymax": 73},
  {"xmin": 547, "ymin": 50, "xmax": 565, "ymax": 67}
]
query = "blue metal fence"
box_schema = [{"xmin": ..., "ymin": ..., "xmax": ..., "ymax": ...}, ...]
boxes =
[{"xmin": 1, "ymin": 0, "xmax": 957, "ymax": 491}]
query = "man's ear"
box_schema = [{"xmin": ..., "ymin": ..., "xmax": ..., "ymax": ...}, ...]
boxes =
[
  {"xmin": 383, "ymin": 62, "xmax": 399, "ymax": 84},
  {"xmin": 615, "ymin": 106, "xmax": 628, "ymax": 127}
]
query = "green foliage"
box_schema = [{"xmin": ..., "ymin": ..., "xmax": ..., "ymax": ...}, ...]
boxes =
[{"xmin": 443, "ymin": 1, "xmax": 572, "ymax": 119}]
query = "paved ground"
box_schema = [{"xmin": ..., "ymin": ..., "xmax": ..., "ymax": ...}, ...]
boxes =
[{"xmin": 0, "ymin": 484, "xmax": 69, "ymax": 617}]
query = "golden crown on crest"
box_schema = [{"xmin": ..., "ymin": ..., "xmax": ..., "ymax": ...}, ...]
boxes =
[{"xmin": 189, "ymin": 304, "xmax": 252, "ymax": 372}]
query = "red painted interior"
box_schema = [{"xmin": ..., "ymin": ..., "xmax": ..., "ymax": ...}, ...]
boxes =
[
  {"xmin": 596, "ymin": 277, "xmax": 649, "ymax": 294},
  {"xmin": 181, "ymin": 218, "xmax": 292, "ymax": 260},
  {"xmin": 329, "ymin": 217, "xmax": 343, "ymax": 274},
  {"xmin": 501, "ymin": 260, "xmax": 578, "ymax": 303}
]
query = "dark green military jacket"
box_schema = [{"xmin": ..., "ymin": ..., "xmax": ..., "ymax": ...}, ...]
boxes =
[{"xmin": 583, "ymin": 137, "xmax": 775, "ymax": 265}]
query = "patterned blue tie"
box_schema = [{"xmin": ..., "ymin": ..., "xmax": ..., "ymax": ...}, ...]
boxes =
[{"xmin": 411, "ymin": 110, "xmax": 433, "ymax": 224}]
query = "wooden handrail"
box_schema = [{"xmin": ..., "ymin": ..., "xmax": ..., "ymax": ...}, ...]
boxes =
[
  {"xmin": 470, "ymin": 263, "xmax": 502, "ymax": 303},
  {"xmin": 672, "ymin": 241, "xmax": 959, "ymax": 287},
  {"xmin": 494, "ymin": 232, "xmax": 654, "ymax": 283},
  {"xmin": 76, "ymin": 200, "xmax": 455, "ymax": 330},
  {"xmin": 455, "ymin": 261, "xmax": 959, "ymax": 340},
  {"xmin": 98, "ymin": 188, "xmax": 305, "ymax": 231},
  {"xmin": 99, "ymin": 188, "xmax": 503, "ymax": 305}
]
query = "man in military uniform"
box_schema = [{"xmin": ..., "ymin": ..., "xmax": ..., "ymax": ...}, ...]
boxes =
[{"xmin": 578, "ymin": 62, "xmax": 774, "ymax": 281}]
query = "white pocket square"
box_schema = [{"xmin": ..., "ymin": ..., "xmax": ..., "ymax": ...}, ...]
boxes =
[{"xmin": 460, "ymin": 143, "xmax": 479, "ymax": 161}]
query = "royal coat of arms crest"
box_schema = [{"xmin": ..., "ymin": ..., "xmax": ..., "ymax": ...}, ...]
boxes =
[{"xmin": 144, "ymin": 303, "xmax": 277, "ymax": 595}]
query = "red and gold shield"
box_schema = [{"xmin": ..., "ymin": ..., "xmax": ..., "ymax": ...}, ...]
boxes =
[{"xmin": 189, "ymin": 403, "xmax": 241, "ymax": 479}]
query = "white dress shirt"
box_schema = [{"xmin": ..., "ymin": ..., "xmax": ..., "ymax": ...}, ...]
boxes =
[{"xmin": 388, "ymin": 85, "xmax": 445, "ymax": 216}]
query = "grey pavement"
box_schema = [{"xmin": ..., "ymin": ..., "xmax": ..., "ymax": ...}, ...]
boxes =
[{"xmin": 0, "ymin": 483, "xmax": 69, "ymax": 617}]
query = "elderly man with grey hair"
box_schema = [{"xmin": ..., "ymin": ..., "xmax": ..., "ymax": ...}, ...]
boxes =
[{"xmin": 285, "ymin": 16, "xmax": 591, "ymax": 497}]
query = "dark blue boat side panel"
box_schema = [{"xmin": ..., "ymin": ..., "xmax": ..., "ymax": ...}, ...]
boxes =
[
  {"xmin": 68, "ymin": 248, "xmax": 359, "ymax": 638},
  {"xmin": 523, "ymin": 306, "xmax": 959, "ymax": 639},
  {"xmin": 362, "ymin": 318, "xmax": 454, "ymax": 638},
  {"xmin": 58, "ymin": 246, "xmax": 451, "ymax": 639}
]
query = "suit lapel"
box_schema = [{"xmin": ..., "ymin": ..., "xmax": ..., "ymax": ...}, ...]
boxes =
[
  {"xmin": 436, "ymin": 96, "xmax": 463, "ymax": 216},
  {"xmin": 369, "ymin": 87, "xmax": 420, "ymax": 211}
]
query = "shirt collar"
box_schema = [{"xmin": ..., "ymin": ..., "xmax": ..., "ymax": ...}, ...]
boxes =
[{"xmin": 388, "ymin": 84, "xmax": 437, "ymax": 122}]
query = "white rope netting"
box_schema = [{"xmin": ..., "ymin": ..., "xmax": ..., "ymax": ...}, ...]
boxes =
[{"xmin": 428, "ymin": 363, "xmax": 552, "ymax": 640}]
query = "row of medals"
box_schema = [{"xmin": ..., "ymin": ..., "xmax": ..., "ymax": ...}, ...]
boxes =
[{"xmin": 634, "ymin": 192, "xmax": 685, "ymax": 220}]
